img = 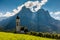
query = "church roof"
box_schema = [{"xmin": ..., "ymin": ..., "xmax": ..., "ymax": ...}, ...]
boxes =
[{"xmin": 16, "ymin": 16, "xmax": 19, "ymax": 19}]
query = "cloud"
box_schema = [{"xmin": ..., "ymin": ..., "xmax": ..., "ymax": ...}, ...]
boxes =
[
  {"xmin": 0, "ymin": 4, "xmax": 24, "ymax": 21},
  {"xmin": 0, "ymin": 12, "xmax": 14, "ymax": 18},
  {"xmin": 50, "ymin": 11, "xmax": 60, "ymax": 20},
  {"xmin": 13, "ymin": 5, "xmax": 24, "ymax": 13},
  {"xmin": 0, "ymin": 0, "xmax": 48, "ymax": 21},
  {"xmin": 0, "ymin": 5, "xmax": 24, "ymax": 17},
  {"xmin": 24, "ymin": 0, "xmax": 48, "ymax": 12}
]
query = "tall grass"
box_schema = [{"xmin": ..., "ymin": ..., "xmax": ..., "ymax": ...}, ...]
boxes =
[{"xmin": 0, "ymin": 32, "xmax": 56, "ymax": 40}]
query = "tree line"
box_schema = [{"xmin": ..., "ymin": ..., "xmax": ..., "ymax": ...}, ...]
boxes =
[{"xmin": 26, "ymin": 31, "xmax": 60, "ymax": 39}]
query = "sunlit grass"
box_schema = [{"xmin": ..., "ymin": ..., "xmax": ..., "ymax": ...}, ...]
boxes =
[{"xmin": 0, "ymin": 32, "xmax": 56, "ymax": 40}]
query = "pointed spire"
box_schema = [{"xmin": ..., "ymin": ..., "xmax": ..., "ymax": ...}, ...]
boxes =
[{"xmin": 16, "ymin": 16, "xmax": 19, "ymax": 19}]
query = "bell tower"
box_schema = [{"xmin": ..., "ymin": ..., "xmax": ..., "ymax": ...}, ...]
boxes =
[{"xmin": 16, "ymin": 16, "xmax": 20, "ymax": 32}]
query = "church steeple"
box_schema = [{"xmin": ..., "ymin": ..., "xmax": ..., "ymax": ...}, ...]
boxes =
[
  {"xmin": 16, "ymin": 16, "xmax": 20, "ymax": 32},
  {"xmin": 16, "ymin": 16, "xmax": 19, "ymax": 19}
]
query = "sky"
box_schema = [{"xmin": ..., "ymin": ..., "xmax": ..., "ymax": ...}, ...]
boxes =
[
  {"xmin": 0, "ymin": 0, "xmax": 60, "ymax": 20},
  {"xmin": 0, "ymin": 0, "xmax": 27, "ymax": 13}
]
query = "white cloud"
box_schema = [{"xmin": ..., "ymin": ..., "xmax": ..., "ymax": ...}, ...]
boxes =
[
  {"xmin": 0, "ymin": 12, "xmax": 14, "ymax": 17},
  {"xmin": 0, "ymin": 3, "xmax": 24, "ymax": 21},
  {"xmin": 13, "ymin": 5, "xmax": 24, "ymax": 14},
  {"xmin": 0, "ymin": 5, "xmax": 24, "ymax": 17},
  {"xmin": 0, "ymin": 0, "xmax": 48, "ymax": 21},
  {"xmin": 50, "ymin": 11, "xmax": 60, "ymax": 20},
  {"xmin": 24, "ymin": 0, "xmax": 48, "ymax": 12}
]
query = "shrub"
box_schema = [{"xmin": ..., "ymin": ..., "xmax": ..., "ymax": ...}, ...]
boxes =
[
  {"xmin": 37, "ymin": 32, "xmax": 43, "ymax": 37},
  {"xmin": 29, "ymin": 31, "xmax": 37, "ymax": 36},
  {"xmin": 20, "ymin": 27, "xmax": 24, "ymax": 31},
  {"xmin": 24, "ymin": 28, "xmax": 28, "ymax": 34}
]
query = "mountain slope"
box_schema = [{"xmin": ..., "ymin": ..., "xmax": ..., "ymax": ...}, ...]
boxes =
[
  {"xmin": 18, "ymin": 6, "xmax": 60, "ymax": 33},
  {"xmin": 0, "ymin": 6, "xmax": 60, "ymax": 33}
]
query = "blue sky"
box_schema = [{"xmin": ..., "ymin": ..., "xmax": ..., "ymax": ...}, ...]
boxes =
[
  {"xmin": 43, "ymin": 0, "xmax": 60, "ymax": 12},
  {"xmin": 0, "ymin": 0, "xmax": 60, "ymax": 13},
  {"xmin": 0, "ymin": 0, "xmax": 60, "ymax": 20},
  {"xmin": 0, "ymin": 0, "xmax": 27, "ymax": 13}
]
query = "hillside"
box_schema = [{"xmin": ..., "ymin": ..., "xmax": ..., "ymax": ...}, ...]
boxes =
[{"xmin": 0, "ymin": 32, "xmax": 56, "ymax": 40}]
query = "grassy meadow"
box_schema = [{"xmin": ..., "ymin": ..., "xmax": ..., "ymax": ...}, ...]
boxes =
[{"xmin": 0, "ymin": 32, "xmax": 56, "ymax": 40}]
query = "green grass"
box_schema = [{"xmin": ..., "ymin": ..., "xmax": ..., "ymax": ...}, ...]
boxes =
[{"xmin": 0, "ymin": 32, "xmax": 56, "ymax": 40}]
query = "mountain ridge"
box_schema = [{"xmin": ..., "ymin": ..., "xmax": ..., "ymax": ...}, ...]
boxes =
[{"xmin": 0, "ymin": 6, "xmax": 60, "ymax": 33}]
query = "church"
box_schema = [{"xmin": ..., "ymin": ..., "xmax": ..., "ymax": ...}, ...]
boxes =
[
  {"xmin": 16, "ymin": 16, "xmax": 20, "ymax": 32},
  {"xmin": 16, "ymin": 16, "xmax": 28, "ymax": 33}
]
